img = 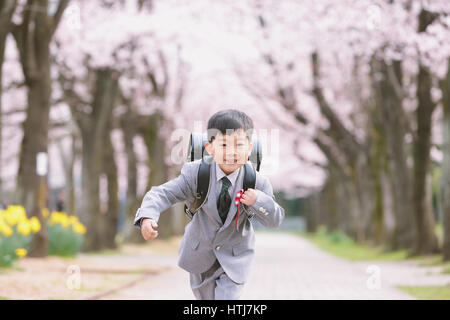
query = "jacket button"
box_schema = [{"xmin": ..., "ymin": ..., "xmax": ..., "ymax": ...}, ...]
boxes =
[
  {"xmin": 264, "ymin": 211, "xmax": 269, "ymax": 216},
  {"xmin": 216, "ymin": 246, "xmax": 220, "ymax": 250},
  {"xmin": 259, "ymin": 207, "xmax": 264, "ymax": 213}
]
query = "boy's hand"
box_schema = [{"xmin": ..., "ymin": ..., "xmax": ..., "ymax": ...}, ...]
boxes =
[
  {"xmin": 240, "ymin": 188, "xmax": 258, "ymax": 206},
  {"xmin": 141, "ymin": 218, "xmax": 158, "ymax": 241}
]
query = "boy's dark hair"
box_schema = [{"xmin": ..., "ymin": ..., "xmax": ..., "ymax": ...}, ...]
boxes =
[{"xmin": 207, "ymin": 109, "xmax": 254, "ymax": 142}]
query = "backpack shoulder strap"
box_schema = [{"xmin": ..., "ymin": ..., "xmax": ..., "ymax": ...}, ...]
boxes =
[
  {"xmin": 243, "ymin": 162, "xmax": 256, "ymax": 191},
  {"xmin": 184, "ymin": 157, "xmax": 211, "ymax": 219},
  {"xmin": 242, "ymin": 162, "xmax": 257, "ymax": 215}
]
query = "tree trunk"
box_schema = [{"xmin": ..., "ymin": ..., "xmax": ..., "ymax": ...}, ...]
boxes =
[
  {"xmin": 304, "ymin": 193, "xmax": 319, "ymax": 233},
  {"xmin": 353, "ymin": 154, "xmax": 377, "ymax": 244},
  {"xmin": 80, "ymin": 128, "xmax": 102, "ymax": 251},
  {"xmin": 120, "ymin": 110, "xmax": 144, "ymax": 243},
  {"xmin": 368, "ymin": 125, "xmax": 385, "ymax": 246},
  {"xmin": 100, "ymin": 128, "xmax": 118, "ymax": 249},
  {"xmin": 78, "ymin": 68, "xmax": 119, "ymax": 251},
  {"xmin": 440, "ymin": 58, "xmax": 450, "ymax": 260},
  {"xmin": 311, "ymin": 52, "xmax": 378, "ymax": 243},
  {"xmin": 67, "ymin": 133, "xmax": 77, "ymax": 217},
  {"xmin": 370, "ymin": 96, "xmax": 395, "ymax": 247},
  {"xmin": 16, "ymin": 58, "xmax": 52, "ymax": 257},
  {"xmin": 322, "ymin": 170, "xmax": 339, "ymax": 232},
  {"xmin": 403, "ymin": 7, "xmax": 440, "ymax": 255},
  {"xmin": 12, "ymin": 0, "xmax": 69, "ymax": 257},
  {"xmin": 411, "ymin": 63, "xmax": 439, "ymax": 254},
  {"xmin": 371, "ymin": 57, "xmax": 416, "ymax": 251},
  {"xmin": 313, "ymin": 135, "xmax": 361, "ymax": 239},
  {"xmin": 141, "ymin": 111, "xmax": 175, "ymax": 239},
  {"xmin": 380, "ymin": 164, "xmax": 396, "ymax": 247},
  {"xmin": 55, "ymin": 131, "xmax": 77, "ymax": 216},
  {"xmin": 339, "ymin": 169, "xmax": 361, "ymax": 240}
]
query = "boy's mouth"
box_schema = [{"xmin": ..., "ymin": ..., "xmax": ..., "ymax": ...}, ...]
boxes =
[{"xmin": 224, "ymin": 159, "xmax": 238, "ymax": 165}]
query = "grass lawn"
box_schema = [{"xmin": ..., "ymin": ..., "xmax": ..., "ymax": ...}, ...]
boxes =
[
  {"xmin": 397, "ymin": 285, "xmax": 450, "ymax": 300},
  {"xmin": 292, "ymin": 228, "xmax": 408, "ymax": 262},
  {"xmin": 293, "ymin": 223, "xmax": 450, "ymax": 268},
  {"xmin": 412, "ymin": 254, "xmax": 450, "ymax": 273}
]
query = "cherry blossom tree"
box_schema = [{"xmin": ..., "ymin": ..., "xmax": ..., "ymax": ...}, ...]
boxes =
[
  {"xmin": 53, "ymin": 0, "xmax": 191, "ymax": 249},
  {"xmin": 2, "ymin": 0, "xmax": 449, "ymax": 258},
  {"xmin": 228, "ymin": 0, "xmax": 450, "ymax": 254},
  {"xmin": 9, "ymin": 0, "xmax": 70, "ymax": 257}
]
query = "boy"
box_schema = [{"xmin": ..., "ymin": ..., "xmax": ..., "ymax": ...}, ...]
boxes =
[{"xmin": 134, "ymin": 109, "xmax": 285, "ymax": 300}]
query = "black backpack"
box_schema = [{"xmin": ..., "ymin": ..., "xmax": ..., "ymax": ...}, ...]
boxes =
[{"xmin": 183, "ymin": 132, "xmax": 262, "ymax": 219}]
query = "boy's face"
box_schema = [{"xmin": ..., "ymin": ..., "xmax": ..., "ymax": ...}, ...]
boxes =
[{"xmin": 204, "ymin": 129, "xmax": 253, "ymax": 175}]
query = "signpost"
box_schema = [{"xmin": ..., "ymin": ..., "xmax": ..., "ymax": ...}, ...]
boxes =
[{"xmin": 32, "ymin": 152, "xmax": 49, "ymax": 256}]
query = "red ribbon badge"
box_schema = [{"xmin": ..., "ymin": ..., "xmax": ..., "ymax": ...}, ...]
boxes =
[{"xmin": 234, "ymin": 189, "xmax": 244, "ymax": 231}]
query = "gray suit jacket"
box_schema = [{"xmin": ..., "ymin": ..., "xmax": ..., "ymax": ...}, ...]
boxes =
[{"xmin": 134, "ymin": 157, "xmax": 285, "ymax": 284}]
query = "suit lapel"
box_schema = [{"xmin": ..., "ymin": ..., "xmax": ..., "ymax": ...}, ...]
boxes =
[{"xmin": 204, "ymin": 161, "xmax": 223, "ymax": 225}]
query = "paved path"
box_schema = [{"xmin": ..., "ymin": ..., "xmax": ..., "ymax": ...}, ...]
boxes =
[{"xmin": 102, "ymin": 232, "xmax": 450, "ymax": 300}]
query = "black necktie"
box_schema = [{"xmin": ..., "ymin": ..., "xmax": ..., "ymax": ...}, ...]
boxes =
[{"xmin": 217, "ymin": 177, "xmax": 232, "ymax": 224}]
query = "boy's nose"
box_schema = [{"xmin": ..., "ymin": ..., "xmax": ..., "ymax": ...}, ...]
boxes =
[{"xmin": 225, "ymin": 147, "xmax": 237, "ymax": 155}]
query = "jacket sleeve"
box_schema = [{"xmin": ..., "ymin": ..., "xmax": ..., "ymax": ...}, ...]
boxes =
[
  {"xmin": 247, "ymin": 175, "xmax": 285, "ymax": 229},
  {"xmin": 133, "ymin": 161, "xmax": 196, "ymax": 229}
]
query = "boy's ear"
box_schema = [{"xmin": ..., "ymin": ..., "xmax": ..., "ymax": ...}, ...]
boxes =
[
  {"xmin": 205, "ymin": 141, "xmax": 214, "ymax": 155},
  {"xmin": 248, "ymin": 142, "xmax": 253, "ymax": 155}
]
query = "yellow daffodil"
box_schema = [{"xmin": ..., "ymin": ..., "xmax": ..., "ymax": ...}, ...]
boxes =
[
  {"xmin": 61, "ymin": 217, "xmax": 70, "ymax": 228},
  {"xmin": 0, "ymin": 224, "xmax": 13, "ymax": 237},
  {"xmin": 29, "ymin": 216, "xmax": 41, "ymax": 233},
  {"xmin": 5, "ymin": 206, "xmax": 27, "ymax": 226},
  {"xmin": 72, "ymin": 222, "xmax": 87, "ymax": 234},
  {"xmin": 4, "ymin": 211, "xmax": 18, "ymax": 226},
  {"xmin": 50, "ymin": 211, "xmax": 63, "ymax": 224},
  {"xmin": 49, "ymin": 212, "xmax": 58, "ymax": 225},
  {"xmin": 50, "ymin": 211, "xmax": 71, "ymax": 228},
  {"xmin": 15, "ymin": 248, "xmax": 27, "ymax": 258},
  {"xmin": 17, "ymin": 221, "xmax": 31, "ymax": 236},
  {"xmin": 68, "ymin": 215, "xmax": 78, "ymax": 225}
]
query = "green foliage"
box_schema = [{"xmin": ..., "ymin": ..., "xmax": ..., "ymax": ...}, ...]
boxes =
[
  {"xmin": 1, "ymin": 207, "xmax": 86, "ymax": 267},
  {"xmin": 327, "ymin": 230, "xmax": 354, "ymax": 244},
  {"xmin": 47, "ymin": 224, "xmax": 84, "ymax": 257},
  {"xmin": 296, "ymin": 226, "xmax": 408, "ymax": 261},
  {"xmin": 397, "ymin": 285, "xmax": 450, "ymax": 300},
  {"xmin": 0, "ymin": 227, "xmax": 32, "ymax": 267}
]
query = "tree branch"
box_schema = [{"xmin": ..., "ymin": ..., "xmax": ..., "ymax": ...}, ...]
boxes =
[
  {"xmin": 311, "ymin": 51, "xmax": 362, "ymax": 158},
  {"xmin": 50, "ymin": 0, "xmax": 70, "ymax": 37}
]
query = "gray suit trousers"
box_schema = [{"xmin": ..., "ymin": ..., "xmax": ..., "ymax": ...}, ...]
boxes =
[{"xmin": 189, "ymin": 259, "xmax": 245, "ymax": 300}]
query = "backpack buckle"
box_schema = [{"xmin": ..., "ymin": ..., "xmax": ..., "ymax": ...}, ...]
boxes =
[{"xmin": 184, "ymin": 205, "xmax": 194, "ymax": 220}]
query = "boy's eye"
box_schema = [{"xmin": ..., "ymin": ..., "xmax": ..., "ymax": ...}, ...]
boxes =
[{"xmin": 221, "ymin": 143, "xmax": 244, "ymax": 147}]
